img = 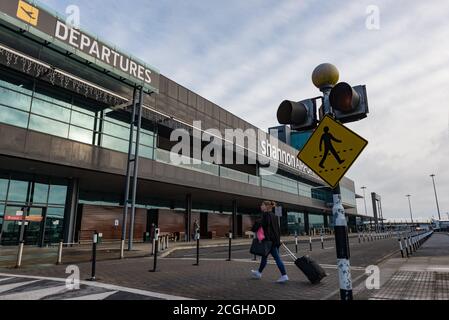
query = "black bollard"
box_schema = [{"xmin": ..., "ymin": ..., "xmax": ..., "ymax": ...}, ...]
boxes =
[
  {"xmin": 295, "ymin": 236, "xmax": 298, "ymax": 254},
  {"xmin": 398, "ymin": 238, "xmax": 404, "ymax": 258},
  {"xmin": 309, "ymin": 236, "xmax": 312, "ymax": 251},
  {"xmin": 89, "ymin": 232, "xmax": 98, "ymax": 281},
  {"xmin": 193, "ymin": 231, "xmax": 200, "ymax": 266},
  {"xmin": 227, "ymin": 231, "xmax": 232, "ymax": 262},
  {"xmin": 150, "ymin": 228, "xmax": 160, "ymax": 272}
]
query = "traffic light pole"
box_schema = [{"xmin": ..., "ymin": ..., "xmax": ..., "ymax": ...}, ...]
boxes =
[
  {"xmin": 332, "ymin": 186, "xmax": 353, "ymax": 300},
  {"xmin": 321, "ymin": 85, "xmax": 353, "ymax": 300}
]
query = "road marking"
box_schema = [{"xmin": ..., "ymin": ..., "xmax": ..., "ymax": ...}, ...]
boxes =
[
  {"xmin": 0, "ymin": 273, "xmax": 193, "ymax": 300},
  {"xmin": 0, "ymin": 280, "xmax": 39, "ymax": 294},
  {"xmin": 0, "ymin": 284, "xmax": 67, "ymax": 300},
  {"xmin": 163, "ymin": 257, "xmax": 366, "ymax": 270},
  {"xmin": 64, "ymin": 291, "xmax": 118, "ymax": 300},
  {"xmin": 0, "ymin": 278, "xmax": 13, "ymax": 283}
]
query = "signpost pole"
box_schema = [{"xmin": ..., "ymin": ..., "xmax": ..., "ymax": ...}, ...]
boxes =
[{"xmin": 319, "ymin": 74, "xmax": 353, "ymax": 301}]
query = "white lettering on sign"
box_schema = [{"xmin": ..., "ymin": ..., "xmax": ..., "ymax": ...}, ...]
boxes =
[
  {"xmin": 260, "ymin": 140, "xmax": 314, "ymax": 176},
  {"xmin": 54, "ymin": 20, "xmax": 153, "ymax": 85}
]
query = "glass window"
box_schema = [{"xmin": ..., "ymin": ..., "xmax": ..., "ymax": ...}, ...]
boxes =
[
  {"xmin": 69, "ymin": 126, "xmax": 93, "ymax": 144},
  {"xmin": 103, "ymin": 120, "xmax": 130, "ymax": 139},
  {"xmin": 139, "ymin": 133, "xmax": 154, "ymax": 147},
  {"xmin": 29, "ymin": 114, "xmax": 69, "ymax": 138},
  {"xmin": 0, "ymin": 204, "xmax": 5, "ymax": 217},
  {"xmin": 0, "ymin": 105, "xmax": 29, "ymax": 128},
  {"xmin": 33, "ymin": 183, "xmax": 49, "ymax": 204},
  {"xmin": 33, "ymin": 91, "xmax": 72, "ymax": 110},
  {"xmin": 8, "ymin": 180, "xmax": 28, "ymax": 203},
  {"xmin": 0, "ymin": 79, "xmax": 33, "ymax": 96},
  {"xmin": 139, "ymin": 145, "xmax": 154, "ymax": 159},
  {"xmin": 70, "ymin": 110, "xmax": 95, "ymax": 130},
  {"xmin": 0, "ymin": 86, "xmax": 32, "ymax": 112},
  {"xmin": 102, "ymin": 135, "xmax": 129, "ymax": 153},
  {"xmin": 31, "ymin": 98, "xmax": 71, "ymax": 123},
  {"xmin": 48, "ymin": 185, "xmax": 67, "ymax": 205},
  {"xmin": 0, "ymin": 179, "xmax": 9, "ymax": 201},
  {"xmin": 309, "ymin": 214, "xmax": 325, "ymax": 230},
  {"xmin": 46, "ymin": 207, "xmax": 65, "ymax": 218}
]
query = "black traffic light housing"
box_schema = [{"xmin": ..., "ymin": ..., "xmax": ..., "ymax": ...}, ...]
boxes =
[
  {"xmin": 277, "ymin": 99, "xmax": 318, "ymax": 131},
  {"xmin": 329, "ymin": 82, "xmax": 369, "ymax": 123}
]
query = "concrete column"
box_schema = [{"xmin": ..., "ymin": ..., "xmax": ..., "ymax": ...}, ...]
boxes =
[
  {"xmin": 63, "ymin": 178, "xmax": 79, "ymax": 244},
  {"xmin": 186, "ymin": 194, "xmax": 192, "ymax": 242},
  {"xmin": 304, "ymin": 213, "xmax": 310, "ymax": 236},
  {"xmin": 232, "ymin": 200, "xmax": 237, "ymax": 239}
]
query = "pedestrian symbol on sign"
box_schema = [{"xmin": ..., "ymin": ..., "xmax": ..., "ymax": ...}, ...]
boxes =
[{"xmin": 319, "ymin": 126, "xmax": 345, "ymax": 169}]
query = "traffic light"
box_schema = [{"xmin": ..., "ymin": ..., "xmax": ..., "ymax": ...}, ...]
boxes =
[
  {"xmin": 277, "ymin": 99, "xmax": 318, "ymax": 131},
  {"xmin": 329, "ymin": 82, "xmax": 369, "ymax": 123}
]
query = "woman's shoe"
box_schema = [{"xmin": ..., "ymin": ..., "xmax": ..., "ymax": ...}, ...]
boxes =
[
  {"xmin": 251, "ymin": 270, "xmax": 262, "ymax": 279},
  {"xmin": 276, "ymin": 275, "xmax": 289, "ymax": 283}
]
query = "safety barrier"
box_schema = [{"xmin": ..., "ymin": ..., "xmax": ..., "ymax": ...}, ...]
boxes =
[{"xmin": 397, "ymin": 230, "xmax": 434, "ymax": 259}]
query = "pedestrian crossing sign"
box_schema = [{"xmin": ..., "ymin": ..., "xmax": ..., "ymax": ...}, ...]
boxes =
[{"xmin": 298, "ymin": 115, "xmax": 368, "ymax": 188}]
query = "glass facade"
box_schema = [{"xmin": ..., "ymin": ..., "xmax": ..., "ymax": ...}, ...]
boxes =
[
  {"xmin": 0, "ymin": 75, "xmax": 155, "ymax": 160},
  {"xmin": 0, "ymin": 172, "xmax": 68, "ymax": 246},
  {"xmin": 287, "ymin": 212, "xmax": 306, "ymax": 236}
]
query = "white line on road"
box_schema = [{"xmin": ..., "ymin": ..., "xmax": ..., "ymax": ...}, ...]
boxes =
[
  {"xmin": 0, "ymin": 284, "xmax": 67, "ymax": 300},
  {"xmin": 0, "ymin": 273, "xmax": 193, "ymax": 300},
  {"xmin": 64, "ymin": 291, "xmax": 118, "ymax": 300},
  {"xmin": 0, "ymin": 280, "xmax": 39, "ymax": 294}
]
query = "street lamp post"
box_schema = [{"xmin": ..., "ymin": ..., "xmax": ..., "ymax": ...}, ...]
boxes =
[
  {"xmin": 430, "ymin": 174, "xmax": 441, "ymax": 221},
  {"xmin": 361, "ymin": 186, "xmax": 368, "ymax": 215},
  {"xmin": 361, "ymin": 186, "xmax": 368, "ymax": 231},
  {"xmin": 406, "ymin": 195, "xmax": 414, "ymax": 229}
]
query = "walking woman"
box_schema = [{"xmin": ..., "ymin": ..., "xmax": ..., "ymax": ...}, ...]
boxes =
[{"xmin": 251, "ymin": 200, "xmax": 289, "ymax": 283}]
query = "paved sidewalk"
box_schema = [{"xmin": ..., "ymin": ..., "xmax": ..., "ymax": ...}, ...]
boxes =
[
  {"xmin": 355, "ymin": 232, "xmax": 449, "ymax": 300},
  {"xmin": 0, "ymin": 235, "xmax": 398, "ymax": 300}
]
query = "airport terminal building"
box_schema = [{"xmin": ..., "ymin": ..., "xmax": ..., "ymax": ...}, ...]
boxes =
[{"xmin": 0, "ymin": 0, "xmax": 366, "ymax": 246}]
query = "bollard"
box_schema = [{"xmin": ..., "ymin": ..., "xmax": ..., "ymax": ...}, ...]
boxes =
[
  {"xmin": 227, "ymin": 232, "xmax": 232, "ymax": 262},
  {"xmin": 408, "ymin": 234, "xmax": 414, "ymax": 253},
  {"xmin": 57, "ymin": 241, "xmax": 63, "ymax": 265},
  {"xmin": 358, "ymin": 233, "xmax": 361, "ymax": 244},
  {"xmin": 15, "ymin": 241, "xmax": 25, "ymax": 269},
  {"xmin": 309, "ymin": 237, "xmax": 312, "ymax": 251},
  {"xmin": 193, "ymin": 230, "xmax": 200, "ymax": 266},
  {"xmin": 120, "ymin": 239, "xmax": 125, "ymax": 259},
  {"xmin": 89, "ymin": 232, "xmax": 98, "ymax": 281},
  {"xmin": 403, "ymin": 236, "xmax": 410, "ymax": 257},
  {"xmin": 321, "ymin": 235, "xmax": 324, "ymax": 249},
  {"xmin": 150, "ymin": 228, "xmax": 160, "ymax": 272},
  {"xmin": 295, "ymin": 236, "xmax": 299, "ymax": 254},
  {"xmin": 151, "ymin": 238, "xmax": 155, "ymax": 256},
  {"xmin": 398, "ymin": 238, "xmax": 404, "ymax": 258}
]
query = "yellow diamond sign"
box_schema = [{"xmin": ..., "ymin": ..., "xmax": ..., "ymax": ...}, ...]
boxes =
[{"xmin": 298, "ymin": 115, "xmax": 368, "ymax": 188}]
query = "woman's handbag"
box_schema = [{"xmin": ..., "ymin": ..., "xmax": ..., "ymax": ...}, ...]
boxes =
[{"xmin": 250, "ymin": 238, "xmax": 273, "ymax": 257}]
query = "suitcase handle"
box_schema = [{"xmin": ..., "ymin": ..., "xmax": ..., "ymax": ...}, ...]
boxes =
[{"xmin": 281, "ymin": 241, "xmax": 298, "ymax": 261}]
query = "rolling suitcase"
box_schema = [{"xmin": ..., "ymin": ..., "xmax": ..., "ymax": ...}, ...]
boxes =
[{"xmin": 281, "ymin": 242, "xmax": 327, "ymax": 284}]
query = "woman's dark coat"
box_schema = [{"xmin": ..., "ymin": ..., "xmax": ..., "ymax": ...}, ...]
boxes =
[{"xmin": 252, "ymin": 211, "xmax": 281, "ymax": 248}]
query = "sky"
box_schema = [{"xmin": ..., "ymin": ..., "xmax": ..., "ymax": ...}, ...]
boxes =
[{"xmin": 40, "ymin": 0, "xmax": 449, "ymax": 221}]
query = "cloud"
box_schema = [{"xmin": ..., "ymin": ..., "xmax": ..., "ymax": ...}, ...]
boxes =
[{"xmin": 38, "ymin": 0, "xmax": 449, "ymax": 220}]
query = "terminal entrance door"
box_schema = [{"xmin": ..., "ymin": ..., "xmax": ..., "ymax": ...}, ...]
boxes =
[{"xmin": 0, "ymin": 206, "xmax": 45, "ymax": 246}]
